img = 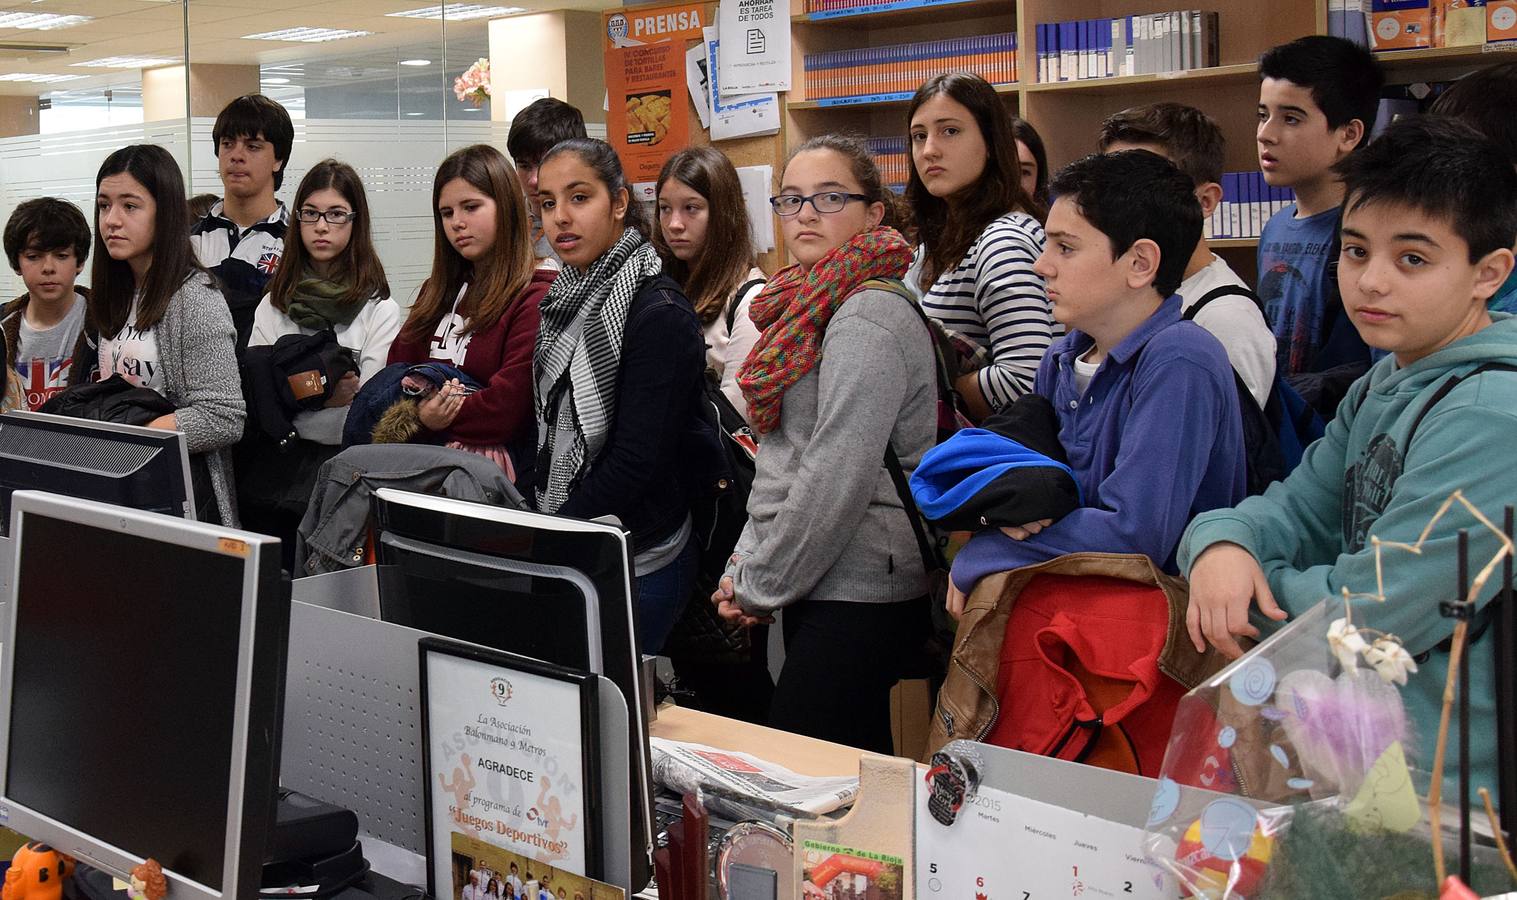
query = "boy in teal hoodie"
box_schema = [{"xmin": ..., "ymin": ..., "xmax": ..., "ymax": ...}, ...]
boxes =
[{"xmin": 1180, "ymin": 116, "xmax": 1517, "ymax": 804}]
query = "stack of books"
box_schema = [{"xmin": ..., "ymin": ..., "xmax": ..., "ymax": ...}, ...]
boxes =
[
  {"xmin": 803, "ymin": 33, "xmax": 1017, "ymax": 104},
  {"xmin": 1036, "ymin": 10, "xmax": 1219, "ymax": 82},
  {"xmin": 865, "ymin": 136, "xmax": 910, "ymax": 192},
  {"xmin": 1208, "ymin": 171, "xmax": 1295, "ymax": 240},
  {"xmin": 802, "ymin": 0, "xmax": 993, "ymax": 17}
]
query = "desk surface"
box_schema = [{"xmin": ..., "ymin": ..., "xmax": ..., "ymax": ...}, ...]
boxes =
[{"xmin": 647, "ymin": 705, "xmax": 865, "ymax": 777}]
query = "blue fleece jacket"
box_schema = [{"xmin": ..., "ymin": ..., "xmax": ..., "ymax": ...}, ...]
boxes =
[{"xmin": 951, "ymin": 295, "xmax": 1246, "ymax": 591}]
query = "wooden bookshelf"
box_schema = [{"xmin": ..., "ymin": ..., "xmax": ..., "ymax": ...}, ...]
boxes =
[
  {"xmin": 779, "ymin": 0, "xmax": 1511, "ymax": 275},
  {"xmin": 1021, "ymin": 61, "xmax": 1258, "ymax": 94},
  {"xmin": 787, "ymin": 81, "xmax": 1017, "ymax": 111},
  {"xmin": 791, "ymin": 0, "xmax": 1009, "ymax": 28}
]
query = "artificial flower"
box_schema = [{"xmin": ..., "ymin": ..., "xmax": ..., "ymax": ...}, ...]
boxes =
[
  {"xmin": 1363, "ymin": 637, "xmax": 1418, "ymax": 686},
  {"xmin": 453, "ymin": 58, "xmax": 491, "ymax": 106},
  {"xmin": 1327, "ymin": 617, "xmax": 1369, "ymax": 674}
]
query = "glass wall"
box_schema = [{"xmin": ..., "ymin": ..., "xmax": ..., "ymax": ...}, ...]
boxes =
[{"xmin": 0, "ymin": 2, "xmax": 606, "ymax": 303}]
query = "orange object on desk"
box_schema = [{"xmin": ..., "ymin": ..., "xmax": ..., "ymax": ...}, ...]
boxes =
[{"xmin": 1, "ymin": 842, "xmax": 74, "ymax": 900}]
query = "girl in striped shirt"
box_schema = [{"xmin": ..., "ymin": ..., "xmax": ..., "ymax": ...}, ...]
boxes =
[{"xmin": 907, "ymin": 72, "xmax": 1055, "ymax": 419}]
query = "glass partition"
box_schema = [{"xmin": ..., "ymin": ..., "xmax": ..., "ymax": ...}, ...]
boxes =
[{"xmin": 0, "ymin": 2, "xmax": 610, "ymax": 304}]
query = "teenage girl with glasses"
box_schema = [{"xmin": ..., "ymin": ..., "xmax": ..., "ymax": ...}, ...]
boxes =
[{"xmin": 712, "ymin": 134, "xmax": 936, "ymax": 752}]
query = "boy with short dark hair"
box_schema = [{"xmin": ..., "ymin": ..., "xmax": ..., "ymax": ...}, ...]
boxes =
[
  {"xmin": 1099, "ymin": 102, "xmax": 1276, "ymax": 408},
  {"xmin": 947, "ymin": 150, "xmax": 1245, "ymax": 608},
  {"xmin": 1183, "ymin": 117, "xmax": 1517, "ymax": 804},
  {"xmin": 2, "ymin": 197, "xmax": 92, "ymax": 410},
  {"xmin": 505, "ymin": 97, "xmax": 587, "ymax": 262},
  {"xmin": 1256, "ymin": 36, "xmax": 1383, "ymax": 409},
  {"xmin": 190, "ymin": 93, "xmax": 294, "ymax": 351},
  {"xmin": 1430, "ymin": 60, "xmax": 1517, "ymax": 313}
]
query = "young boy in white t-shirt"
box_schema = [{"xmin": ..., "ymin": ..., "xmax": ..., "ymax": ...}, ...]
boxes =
[{"xmin": 1099, "ymin": 102, "xmax": 1276, "ymax": 409}]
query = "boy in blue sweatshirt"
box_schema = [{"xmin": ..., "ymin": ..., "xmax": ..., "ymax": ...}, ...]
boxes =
[
  {"xmin": 947, "ymin": 150, "xmax": 1245, "ymax": 614},
  {"xmin": 1256, "ymin": 36, "xmax": 1382, "ymax": 414},
  {"xmin": 1183, "ymin": 117, "xmax": 1517, "ymax": 804}
]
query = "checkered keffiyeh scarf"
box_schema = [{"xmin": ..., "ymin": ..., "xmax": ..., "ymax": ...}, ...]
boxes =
[
  {"xmin": 533, "ymin": 226, "xmax": 662, "ymax": 513},
  {"xmin": 737, "ymin": 226, "xmax": 913, "ymax": 434}
]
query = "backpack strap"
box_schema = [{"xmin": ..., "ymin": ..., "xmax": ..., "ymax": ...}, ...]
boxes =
[
  {"xmin": 726, "ymin": 277, "xmax": 766, "ymax": 334},
  {"xmin": 1182, "ymin": 284, "xmax": 1263, "ymax": 322},
  {"xmin": 884, "ymin": 442, "xmax": 947, "ymax": 574},
  {"xmin": 1404, "ymin": 361, "xmax": 1517, "ymax": 450},
  {"xmin": 862, "ymin": 276, "xmax": 960, "ymax": 405},
  {"xmin": 866, "ymin": 275, "xmax": 953, "ymax": 573},
  {"xmin": 1399, "ymin": 361, "xmax": 1517, "ymax": 662}
]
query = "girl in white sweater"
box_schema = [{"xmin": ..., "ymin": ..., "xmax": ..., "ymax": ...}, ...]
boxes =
[{"xmin": 249, "ymin": 158, "xmax": 399, "ymax": 444}]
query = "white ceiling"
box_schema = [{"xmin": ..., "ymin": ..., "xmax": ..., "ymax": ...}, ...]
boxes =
[{"xmin": 0, "ymin": 0, "xmax": 618, "ymax": 97}]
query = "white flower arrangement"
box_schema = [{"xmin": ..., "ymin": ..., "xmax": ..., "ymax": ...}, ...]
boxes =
[{"xmin": 1326, "ymin": 614, "xmax": 1418, "ymax": 686}]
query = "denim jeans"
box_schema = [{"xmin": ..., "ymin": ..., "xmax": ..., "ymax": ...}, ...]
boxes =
[{"xmin": 634, "ymin": 532, "xmax": 699, "ymax": 655}]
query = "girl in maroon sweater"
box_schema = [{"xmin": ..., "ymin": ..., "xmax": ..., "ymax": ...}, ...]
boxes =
[{"xmin": 388, "ymin": 144, "xmax": 553, "ymax": 455}]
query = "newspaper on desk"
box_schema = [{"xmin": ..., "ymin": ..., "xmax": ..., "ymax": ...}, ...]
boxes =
[{"xmin": 649, "ymin": 737, "xmax": 859, "ymax": 817}]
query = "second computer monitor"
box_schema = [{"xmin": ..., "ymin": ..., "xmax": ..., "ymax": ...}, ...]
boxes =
[{"xmin": 371, "ymin": 488, "xmax": 653, "ymax": 889}]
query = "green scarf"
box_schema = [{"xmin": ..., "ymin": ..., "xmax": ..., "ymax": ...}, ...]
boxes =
[{"xmin": 285, "ymin": 270, "xmax": 363, "ymax": 331}]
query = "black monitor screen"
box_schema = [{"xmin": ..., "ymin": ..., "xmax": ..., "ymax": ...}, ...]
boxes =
[
  {"xmin": 7, "ymin": 514, "xmax": 244, "ymax": 890},
  {"xmin": 0, "ymin": 412, "xmax": 192, "ymax": 534},
  {"xmin": 377, "ymin": 535, "xmax": 594, "ymax": 671}
]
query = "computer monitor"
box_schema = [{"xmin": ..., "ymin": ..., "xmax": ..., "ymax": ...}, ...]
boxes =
[
  {"xmin": 371, "ymin": 488, "xmax": 654, "ymax": 889},
  {"xmin": 0, "ymin": 490, "xmax": 288, "ymax": 900},
  {"xmin": 0, "ymin": 411, "xmax": 195, "ymax": 533}
]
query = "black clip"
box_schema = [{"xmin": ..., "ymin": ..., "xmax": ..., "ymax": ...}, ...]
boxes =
[
  {"xmin": 924, "ymin": 750, "xmax": 980, "ymax": 827},
  {"xmin": 1441, "ymin": 599, "xmax": 1475, "ymax": 621}
]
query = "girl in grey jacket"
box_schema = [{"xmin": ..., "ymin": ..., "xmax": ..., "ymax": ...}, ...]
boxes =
[
  {"xmin": 82, "ymin": 144, "xmax": 246, "ymax": 525},
  {"xmin": 713, "ymin": 135, "xmax": 937, "ymax": 752}
]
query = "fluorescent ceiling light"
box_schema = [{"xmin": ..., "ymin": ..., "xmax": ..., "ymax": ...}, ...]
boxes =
[
  {"xmin": 70, "ymin": 56, "xmax": 178, "ymax": 68},
  {"xmin": 0, "ymin": 72, "xmax": 84, "ymax": 83},
  {"xmin": 387, "ymin": 4, "xmax": 526, "ymax": 20},
  {"xmin": 400, "ymin": 58, "xmax": 432, "ymax": 66},
  {"xmin": 242, "ymin": 27, "xmax": 372, "ymax": 43},
  {"xmin": 261, "ymin": 77, "xmax": 291, "ymax": 84},
  {"xmin": 0, "ymin": 13, "xmax": 92, "ymax": 30}
]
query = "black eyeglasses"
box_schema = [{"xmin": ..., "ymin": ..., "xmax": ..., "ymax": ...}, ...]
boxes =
[
  {"xmin": 768, "ymin": 191, "xmax": 871, "ymax": 217},
  {"xmin": 296, "ymin": 208, "xmax": 357, "ymax": 225}
]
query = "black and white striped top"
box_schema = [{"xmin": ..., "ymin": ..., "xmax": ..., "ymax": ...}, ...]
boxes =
[{"xmin": 918, "ymin": 211, "xmax": 1054, "ymax": 408}]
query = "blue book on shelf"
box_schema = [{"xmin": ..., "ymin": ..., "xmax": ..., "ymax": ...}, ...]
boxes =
[
  {"xmin": 1036, "ymin": 23, "xmax": 1047, "ymax": 81},
  {"xmin": 1222, "ymin": 172, "xmax": 1238, "ymax": 238}
]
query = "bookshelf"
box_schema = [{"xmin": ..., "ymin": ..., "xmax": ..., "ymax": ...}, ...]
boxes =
[{"xmin": 779, "ymin": 0, "xmax": 1511, "ymax": 278}]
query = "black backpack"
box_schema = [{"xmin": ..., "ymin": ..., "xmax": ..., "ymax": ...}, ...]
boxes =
[
  {"xmin": 1184, "ymin": 285, "xmax": 1325, "ymax": 496},
  {"xmin": 666, "ymin": 280, "xmax": 765, "ymax": 665}
]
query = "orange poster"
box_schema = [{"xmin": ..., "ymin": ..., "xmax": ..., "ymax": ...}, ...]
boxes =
[{"xmin": 603, "ymin": 2, "xmax": 709, "ymax": 191}]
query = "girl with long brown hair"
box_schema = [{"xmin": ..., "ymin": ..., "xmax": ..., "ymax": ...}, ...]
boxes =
[
  {"xmin": 82, "ymin": 143, "xmax": 245, "ymax": 525},
  {"xmin": 654, "ymin": 147, "xmax": 765, "ymax": 423},
  {"xmin": 906, "ymin": 72, "xmax": 1054, "ymax": 420},
  {"xmin": 250, "ymin": 158, "xmax": 398, "ymax": 445},
  {"xmin": 387, "ymin": 143, "xmax": 554, "ymax": 455}
]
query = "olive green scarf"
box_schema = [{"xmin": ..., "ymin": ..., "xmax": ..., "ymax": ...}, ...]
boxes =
[{"xmin": 285, "ymin": 270, "xmax": 363, "ymax": 331}]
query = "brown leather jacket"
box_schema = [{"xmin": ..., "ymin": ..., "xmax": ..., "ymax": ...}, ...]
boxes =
[{"xmin": 925, "ymin": 551, "xmax": 1237, "ymax": 760}]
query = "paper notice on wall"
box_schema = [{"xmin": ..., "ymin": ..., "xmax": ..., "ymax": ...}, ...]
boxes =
[
  {"xmin": 736, "ymin": 165, "xmax": 775, "ymax": 253},
  {"xmin": 716, "ymin": 0, "xmax": 791, "ymax": 94},
  {"xmin": 686, "ymin": 42, "xmax": 712, "ymax": 129},
  {"xmin": 705, "ymin": 26, "xmax": 780, "ymax": 141}
]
